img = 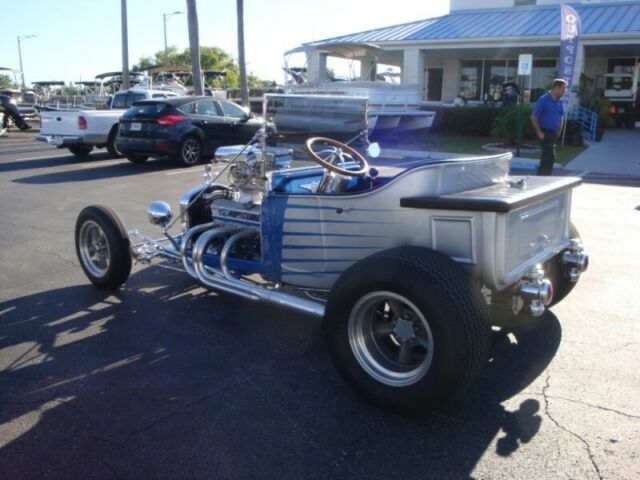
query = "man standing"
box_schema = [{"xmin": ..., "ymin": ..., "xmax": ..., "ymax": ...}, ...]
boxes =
[{"xmin": 531, "ymin": 79, "xmax": 568, "ymax": 176}]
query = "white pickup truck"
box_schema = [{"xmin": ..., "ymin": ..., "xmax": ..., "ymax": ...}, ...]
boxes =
[{"xmin": 37, "ymin": 89, "xmax": 178, "ymax": 157}]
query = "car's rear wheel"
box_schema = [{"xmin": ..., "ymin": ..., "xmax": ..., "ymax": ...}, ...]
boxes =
[
  {"xmin": 126, "ymin": 154, "xmax": 148, "ymax": 164},
  {"xmin": 178, "ymin": 136, "xmax": 202, "ymax": 166},
  {"xmin": 106, "ymin": 125, "xmax": 124, "ymax": 158},
  {"xmin": 75, "ymin": 205, "xmax": 132, "ymax": 290},
  {"xmin": 68, "ymin": 145, "xmax": 93, "ymax": 157},
  {"xmin": 324, "ymin": 246, "xmax": 491, "ymax": 414}
]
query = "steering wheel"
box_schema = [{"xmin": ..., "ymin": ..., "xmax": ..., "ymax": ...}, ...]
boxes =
[{"xmin": 305, "ymin": 137, "xmax": 369, "ymax": 176}]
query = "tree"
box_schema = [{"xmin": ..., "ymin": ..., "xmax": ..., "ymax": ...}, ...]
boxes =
[
  {"xmin": 63, "ymin": 84, "xmax": 81, "ymax": 96},
  {"xmin": 0, "ymin": 74, "xmax": 17, "ymax": 88},
  {"xmin": 186, "ymin": 0, "xmax": 203, "ymax": 96},
  {"xmin": 132, "ymin": 46, "xmax": 269, "ymax": 89}
]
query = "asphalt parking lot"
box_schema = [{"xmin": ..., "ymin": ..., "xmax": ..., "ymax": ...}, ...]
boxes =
[{"xmin": 1, "ymin": 130, "xmax": 639, "ymax": 479}]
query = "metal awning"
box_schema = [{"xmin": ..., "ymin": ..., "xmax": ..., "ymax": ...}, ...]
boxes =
[
  {"xmin": 306, "ymin": 1, "xmax": 640, "ymax": 46},
  {"xmin": 285, "ymin": 42, "xmax": 382, "ymax": 59}
]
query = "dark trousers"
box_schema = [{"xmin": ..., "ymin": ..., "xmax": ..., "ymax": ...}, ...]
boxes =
[
  {"xmin": 537, "ymin": 128, "xmax": 557, "ymax": 176},
  {"xmin": 0, "ymin": 95, "xmax": 28, "ymax": 129}
]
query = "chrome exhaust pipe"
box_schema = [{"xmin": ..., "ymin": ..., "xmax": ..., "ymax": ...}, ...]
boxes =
[
  {"xmin": 514, "ymin": 264, "xmax": 553, "ymax": 317},
  {"xmin": 561, "ymin": 239, "xmax": 589, "ymax": 282},
  {"xmin": 191, "ymin": 228, "xmax": 325, "ymax": 318}
]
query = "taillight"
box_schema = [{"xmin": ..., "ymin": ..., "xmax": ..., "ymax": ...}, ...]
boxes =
[
  {"xmin": 157, "ymin": 114, "xmax": 187, "ymax": 126},
  {"xmin": 78, "ymin": 116, "xmax": 87, "ymax": 129}
]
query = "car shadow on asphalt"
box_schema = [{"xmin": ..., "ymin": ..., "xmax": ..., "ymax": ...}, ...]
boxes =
[
  {"xmin": 0, "ymin": 150, "xmax": 123, "ymax": 172},
  {"xmin": 0, "ymin": 266, "xmax": 561, "ymax": 479},
  {"xmin": 11, "ymin": 156, "xmax": 190, "ymax": 184}
]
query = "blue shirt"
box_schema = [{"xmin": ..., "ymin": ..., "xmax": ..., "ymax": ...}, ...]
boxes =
[{"xmin": 532, "ymin": 93, "xmax": 564, "ymax": 131}]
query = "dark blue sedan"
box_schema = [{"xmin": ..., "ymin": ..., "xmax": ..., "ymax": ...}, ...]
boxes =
[{"xmin": 117, "ymin": 96, "xmax": 276, "ymax": 166}]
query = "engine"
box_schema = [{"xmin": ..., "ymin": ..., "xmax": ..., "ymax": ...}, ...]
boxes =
[{"xmin": 214, "ymin": 145, "xmax": 293, "ymax": 205}]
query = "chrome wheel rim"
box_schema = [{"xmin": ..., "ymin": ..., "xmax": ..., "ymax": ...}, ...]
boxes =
[
  {"xmin": 182, "ymin": 138, "xmax": 201, "ymax": 164},
  {"xmin": 348, "ymin": 291, "xmax": 434, "ymax": 387},
  {"xmin": 78, "ymin": 221, "xmax": 110, "ymax": 277}
]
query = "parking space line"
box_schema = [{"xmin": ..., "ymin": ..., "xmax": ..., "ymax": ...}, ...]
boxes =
[
  {"xmin": 80, "ymin": 159, "xmax": 126, "ymax": 168},
  {"xmin": 165, "ymin": 167, "xmax": 210, "ymax": 176},
  {"xmin": 9, "ymin": 152, "xmax": 72, "ymax": 162},
  {"xmin": 0, "ymin": 141, "xmax": 48, "ymax": 148}
]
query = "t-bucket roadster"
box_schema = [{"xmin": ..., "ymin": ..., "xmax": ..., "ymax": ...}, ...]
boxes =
[{"xmin": 74, "ymin": 95, "xmax": 588, "ymax": 413}]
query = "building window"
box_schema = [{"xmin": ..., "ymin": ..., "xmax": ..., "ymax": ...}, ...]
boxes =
[
  {"xmin": 607, "ymin": 58, "xmax": 637, "ymax": 74},
  {"xmin": 531, "ymin": 59, "xmax": 557, "ymax": 102},
  {"xmin": 459, "ymin": 59, "xmax": 517, "ymax": 101},
  {"xmin": 514, "ymin": 0, "xmax": 536, "ymax": 6},
  {"xmin": 459, "ymin": 60, "xmax": 482, "ymax": 100},
  {"xmin": 459, "ymin": 58, "xmax": 557, "ymax": 103}
]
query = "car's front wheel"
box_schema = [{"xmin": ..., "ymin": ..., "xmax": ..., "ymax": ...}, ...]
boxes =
[
  {"xmin": 75, "ymin": 205, "xmax": 132, "ymax": 290},
  {"xmin": 178, "ymin": 136, "xmax": 202, "ymax": 166},
  {"xmin": 324, "ymin": 246, "xmax": 491, "ymax": 414}
]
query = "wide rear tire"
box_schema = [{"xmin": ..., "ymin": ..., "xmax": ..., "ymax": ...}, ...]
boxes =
[
  {"xmin": 324, "ymin": 246, "xmax": 491, "ymax": 414},
  {"xmin": 75, "ymin": 205, "xmax": 132, "ymax": 290}
]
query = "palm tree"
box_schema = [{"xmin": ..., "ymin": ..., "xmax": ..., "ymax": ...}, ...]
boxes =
[
  {"xmin": 186, "ymin": 0, "xmax": 203, "ymax": 95},
  {"xmin": 237, "ymin": 0, "xmax": 249, "ymax": 107}
]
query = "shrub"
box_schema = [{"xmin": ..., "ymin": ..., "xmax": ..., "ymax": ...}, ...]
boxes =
[
  {"xmin": 490, "ymin": 104, "xmax": 536, "ymax": 144},
  {"xmin": 432, "ymin": 106, "xmax": 502, "ymax": 136}
]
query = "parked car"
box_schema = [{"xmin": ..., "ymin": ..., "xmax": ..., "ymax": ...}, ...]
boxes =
[
  {"xmin": 37, "ymin": 89, "xmax": 179, "ymax": 158},
  {"xmin": 73, "ymin": 117, "xmax": 588, "ymax": 414},
  {"xmin": 116, "ymin": 96, "xmax": 276, "ymax": 166}
]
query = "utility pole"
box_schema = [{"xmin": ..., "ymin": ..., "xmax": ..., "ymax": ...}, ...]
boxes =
[
  {"xmin": 186, "ymin": 0, "xmax": 203, "ymax": 95},
  {"xmin": 163, "ymin": 11, "xmax": 183, "ymax": 64},
  {"xmin": 17, "ymin": 35, "xmax": 37, "ymax": 88},
  {"xmin": 121, "ymin": 0, "xmax": 130, "ymax": 90},
  {"xmin": 237, "ymin": 0, "xmax": 249, "ymax": 107}
]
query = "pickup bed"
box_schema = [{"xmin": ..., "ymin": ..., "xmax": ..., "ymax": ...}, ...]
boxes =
[{"xmin": 37, "ymin": 89, "xmax": 178, "ymax": 157}]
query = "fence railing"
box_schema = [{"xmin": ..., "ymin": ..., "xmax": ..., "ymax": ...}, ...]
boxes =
[{"xmin": 572, "ymin": 106, "xmax": 597, "ymax": 143}]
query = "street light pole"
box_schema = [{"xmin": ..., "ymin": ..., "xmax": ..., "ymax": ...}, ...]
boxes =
[
  {"xmin": 121, "ymin": 0, "xmax": 130, "ymax": 90},
  {"xmin": 17, "ymin": 35, "xmax": 37, "ymax": 88},
  {"xmin": 163, "ymin": 11, "xmax": 183, "ymax": 64}
]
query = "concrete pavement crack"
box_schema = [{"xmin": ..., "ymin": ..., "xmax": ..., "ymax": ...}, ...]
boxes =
[
  {"xmin": 113, "ymin": 376, "xmax": 257, "ymax": 447},
  {"xmin": 608, "ymin": 342, "xmax": 638, "ymax": 353},
  {"xmin": 546, "ymin": 394, "xmax": 640, "ymax": 420},
  {"xmin": 101, "ymin": 460, "xmax": 121, "ymax": 478},
  {"xmin": 40, "ymin": 250, "xmax": 79, "ymax": 268},
  {"xmin": 0, "ymin": 220, "xmax": 54, "ymax": 234},
  {"xmin": 542, "ymin": 375, "xmax": 603, "ymax": 480}
]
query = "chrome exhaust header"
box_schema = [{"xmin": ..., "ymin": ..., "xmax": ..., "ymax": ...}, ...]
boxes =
[{"xmin": 190, "ymin": 226, "xmax": 325, "ymax": 318}]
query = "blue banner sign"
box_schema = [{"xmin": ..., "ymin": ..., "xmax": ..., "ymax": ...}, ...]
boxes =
[{"xmin": 558, "ymin": 4, "xmax": 581, "ymax": 116}]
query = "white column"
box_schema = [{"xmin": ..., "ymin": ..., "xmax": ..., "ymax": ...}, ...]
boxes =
[
  {"xmin": 402, "ymin": 47, "xmax": 424, "ymax": 86},
  {"xmin": 307, "ymin": 51, "xmax": 327, "ymax": 84}
]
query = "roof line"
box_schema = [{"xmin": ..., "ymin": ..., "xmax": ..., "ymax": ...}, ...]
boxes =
[{"xmin": 304, "ymin": 15, "xmax": 447, "ymax": 46}]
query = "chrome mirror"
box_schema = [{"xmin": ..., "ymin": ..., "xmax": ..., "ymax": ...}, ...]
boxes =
[
  {"xmin": 367, "ymin": 142, "xmax": 381, "ymax": 158},
  {"xmin": 147, "ymin": 201, "xmax": 173, "ymax": 227}
]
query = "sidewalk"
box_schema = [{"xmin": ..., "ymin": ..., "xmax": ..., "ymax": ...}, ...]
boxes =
[{"xmin": 565, "ymin": 128, "xmax": 640, "ymax": 176}]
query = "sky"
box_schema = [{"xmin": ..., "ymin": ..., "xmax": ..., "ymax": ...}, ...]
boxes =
[{"xmin": 0, "ymin": 0, "xmax": 449, "ymax": 87}]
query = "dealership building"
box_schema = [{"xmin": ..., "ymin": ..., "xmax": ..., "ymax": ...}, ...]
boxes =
[{"xmin": 301, "ymin": 0, "xmax": 640, "ymax": 105}]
